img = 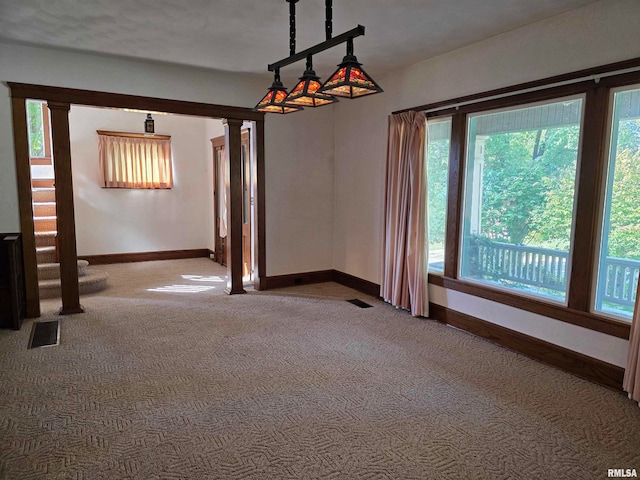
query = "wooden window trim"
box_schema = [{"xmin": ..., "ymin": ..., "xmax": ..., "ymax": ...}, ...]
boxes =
[{"xmin": 414, "ymin": 59, "xmax": 640, "ymax": 340}]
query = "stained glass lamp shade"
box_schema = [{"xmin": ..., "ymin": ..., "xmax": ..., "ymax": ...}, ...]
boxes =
[
  {"xmin": 318, "ymin": 38, "xmax": 383, "ymax": 99},
  {"xmin": 254, "ymin": 70, "xmax": 303, "ymax": 114},
  {"xmin": 285, "ymin": 56, "xmax": 338, "ymax": 107}
]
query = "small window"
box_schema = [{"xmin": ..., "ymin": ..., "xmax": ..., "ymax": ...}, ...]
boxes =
[
  {"xmin": 459, "ymin": 97, "xmax": 583, "ymax": 303},
  {"xmin": 426, "ymin": 117, "xmax": 451, "ymax": 273},
  {"xmin": 594, "ymin": 86, "xmax": 640, "ymax": 321},
  {"xmin": 26, "ymin": 99, "xmax": 51, "ymax": 159},
  {"xmin": 97, "ymin": 131, "xmax": 173, "ymax": 189}
]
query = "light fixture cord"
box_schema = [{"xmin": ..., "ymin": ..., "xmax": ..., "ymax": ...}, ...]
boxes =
[
  {"xmin": 325, "ymin": 0, "xmax": 332, "ymax": 40},
  {"xmin": 347, "ymin": 37, "xmax": 354, "ymax": 56},
  {"xmin": 289, "ymin": 0, "xmax": 297, "ymax": 56}
]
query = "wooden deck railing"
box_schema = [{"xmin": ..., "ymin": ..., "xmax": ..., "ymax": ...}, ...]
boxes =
[
  {"xmin": 597, "ymin": 257, "xmax": 640, "ymax": 308},
  {"xmin": 469, "ymin": 240, "xmax": 568, "ymax": 292},
  {"xmin": 467, "ymin": 238, "xmax": 640, "ymax": 310}
]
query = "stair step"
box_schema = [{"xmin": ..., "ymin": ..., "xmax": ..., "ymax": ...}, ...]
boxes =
[
  {"xmin": 33, "ymin": 202, "xmax": 56, "ymax": 217},
  {"xmin": 36, "ymin": 246, "xmax": 57, "ymax": 264},
  {"xmin": 34, "ymin": 216, "xmax": 57, "ymax": 233},
  {"xmin": 39, "ymin": 269, "xmax": 109, "ymax": 299},
  {"xmin": 38, "ymin": 260, "xmax": 89, "ymax": 280},
  {"xmin": 35, "ymin": 231, "xmax": 57, "ymax": 248},
  {"xmin": 32, "ymin": 188, "xmax": 56, "ymax": 203}
]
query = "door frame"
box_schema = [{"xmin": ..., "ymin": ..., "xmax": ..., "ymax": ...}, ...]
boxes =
[
  {"xmin": 9, "ymin": 82, "xmax": 267, "ymax": 318},
  {"xmin": 211, "ymin": 129, "xmax": 252, "ymax": 277}
]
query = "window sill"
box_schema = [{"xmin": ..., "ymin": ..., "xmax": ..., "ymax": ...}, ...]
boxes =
[{"xmin": 428, "ymin": 274, "xmax": 630, "ymax": 339}]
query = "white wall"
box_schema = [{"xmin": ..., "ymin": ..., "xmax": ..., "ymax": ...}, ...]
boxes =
[
  {"xmin": 265, "ymin": 106, "xmax": 335, "ymax": 275},
  {"xmin": 333, "ymin": 0, "xmax": 640, "ymax": 366},
  {"xmin": 69, "ymin": 106, "xmax": 214, "ymax": 255}
]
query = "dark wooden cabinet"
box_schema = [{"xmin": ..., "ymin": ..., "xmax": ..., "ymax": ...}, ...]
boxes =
[{"xmin": 0, "ymin": 233, "xmax": 26, "ymax": 330}]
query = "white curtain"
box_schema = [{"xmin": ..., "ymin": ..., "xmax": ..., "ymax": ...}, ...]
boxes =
[
  {"xmin": 381, "ymin": 111, "xmax": 429, "ymax": 317},
  {"xmin": 219, "ymin": 147, "xmax": 228, "ymax": 238},
  {"xmin": 98, "ymin": 134, "xmax": 172, "ymax": 189},
  {"xmin": 623, "ymin": 276, "xmax": 640, "ymax": 406}
]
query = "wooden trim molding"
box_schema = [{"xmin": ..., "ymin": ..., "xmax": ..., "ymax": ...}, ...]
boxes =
[
  {"xmin": 332, "ymin": 270, "xmax": 381, "ymax": 298},
  {"xmin": 264, "ymin": 270, "xmax": 334, "ymax": 290},
  {"xmin": 428, "ymin": 275, "xmax": 630, "ymax": 339},
  {"xmin": 223, "ymin": 119, "xmax": 246, "ymax": 295},
  {"xmin": 79, "ymin": 249, "xmax": 210, "ymax": 265},
  {"xmin": 8, "ymin": 83, "xmax": 264, "ymax": 122},
  {"xmin": 97, "ymin": 130, "xmax": 171, "ymax": 140},
  {"xmin": 429, "ymin": 303, "xmax": 625, "ymax": 391},
  {"xmin": 10, "ymin": 97, "xmax": 40, "ymax": 319},
  {"xmin": 49, "ymin": 101, "xmax": 84, "ymax": 315},
  {"xmin": 254, "ymin": 120, "xmax": 266, "ymax": 291},
  {"xmin": 393, "ymin": 56, "xmax": 640, "ymax": 114}
]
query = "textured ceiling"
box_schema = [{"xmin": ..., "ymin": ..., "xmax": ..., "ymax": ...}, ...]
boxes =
[{"xmin": 0, "ymin": 0, "xmax": 599, "ymax": 79}]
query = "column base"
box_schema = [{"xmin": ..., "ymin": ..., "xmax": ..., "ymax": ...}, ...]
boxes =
[
  {"xmin": 224, "ymin": 288, "xmax": 247, "ymax": 295},
  {"xmin": 59, "ymin": 305, "xmax": 85, "ymax": 315}
]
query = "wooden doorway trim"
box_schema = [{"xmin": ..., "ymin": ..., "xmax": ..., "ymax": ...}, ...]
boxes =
[{"xmin": 8, "ymin": 82, "xmax": 267, "ymax": 317}]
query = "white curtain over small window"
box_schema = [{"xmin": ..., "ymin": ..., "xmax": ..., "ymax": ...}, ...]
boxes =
[{"xmin": 98, "ymin": 133, "xmax": 173, "ymax": 189}]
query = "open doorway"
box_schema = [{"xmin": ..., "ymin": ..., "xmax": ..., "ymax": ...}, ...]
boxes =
[
  {"xmin": 9, "ymin": 82, "xmax": 265, "ymax": 319},
  {"xmin": 211, "ymin": 129, "xmax": 253, "ymax": 284}
]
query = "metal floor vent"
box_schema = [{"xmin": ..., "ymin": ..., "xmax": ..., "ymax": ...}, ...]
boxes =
[
  {"xmin": 28, "ymin": 321, "xmax": 60, "ymax": 349},
  {"xmin": 347, "ymin": 299, "xmax": 373, "ymax": 308}
]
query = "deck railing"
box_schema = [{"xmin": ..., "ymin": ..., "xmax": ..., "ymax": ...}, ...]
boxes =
[
  {"xmin": 467, "ymin": 238, "xmax": 640, "ymax": 310},
  {"xmin": 469, "ymin": 239, "xmax": 568, "ymax": 292},
  {"xmin": 598, "ymin": 257, "xmax": 640, "ymax": 308}
]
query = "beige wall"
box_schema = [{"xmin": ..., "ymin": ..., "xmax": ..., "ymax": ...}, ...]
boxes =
[
  {"xmin": 332, "ymin": 0, "xmax": 640, "ymax": 366},
  {"xmin": 0, "ymin": 42, "xmax": 337, "ymax": 275},
  {"xmin": 69, "ymin": 106, "xmax": 215, "ymax": 256}
]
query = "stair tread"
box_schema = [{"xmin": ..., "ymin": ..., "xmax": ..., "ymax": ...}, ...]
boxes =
[
  {"xmin": 36, "ymin": 246, "xmax": 56, "ymax": 252},
  {"xmin": 39, "ymin": 270, "xmax": 108, "ymax": 288},
  {"xmin": 34, "ymin": 215, "xmax": 57, "ymax": 220},
  {"xmin": 33, "ymin": 201, "xmax": 56, "ymax": 206},
  {"xmin": 34, "ymin": 231, "xmax": 57, "ymax": 236},
  {"xmin": 38, "ymin": 260, "xmax": 89, "ymax": 269}
]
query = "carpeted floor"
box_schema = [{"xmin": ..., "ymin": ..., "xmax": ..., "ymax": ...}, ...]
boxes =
[{"xmin": 0, "ymin": 258, "xmax": 639, "ymax": 479}]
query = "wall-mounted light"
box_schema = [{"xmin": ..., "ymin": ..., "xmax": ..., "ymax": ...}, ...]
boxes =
[{"xmin": 144, "ymin": 113, "xmax": 155, "ymax": 134}]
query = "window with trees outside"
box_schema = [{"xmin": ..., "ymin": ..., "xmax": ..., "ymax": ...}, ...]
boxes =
[
  {"xmin": 459, "ymin": 97, "xmax": 583, "ymax": 303},
  {"xmin": 427, "ymin": 117, "xmax": 451, "ymax": 273},
  {"xmin": 594, "ymin": 85, "xmax": 640, "ymax": 320},
  {"xmin": 26, "ymin": 99, "xmax": 50, "ymax": 160}
]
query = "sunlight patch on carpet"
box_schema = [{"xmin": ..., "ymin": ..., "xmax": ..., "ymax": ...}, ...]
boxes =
[{"xmin": 147, "ymin": 285, "xmax": 217, "ymax": 293}]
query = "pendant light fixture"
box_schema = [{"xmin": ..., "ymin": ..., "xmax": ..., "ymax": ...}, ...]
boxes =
[
  {"xmin": 285, "ymin": 55, "xmax": 338, "ymax": 107},
  {"xmin": 254, "ymin": 0, "xmax": 382, "ymax": 114},
  {"xmin": 317, "ymin": 37, "xmax": 383, "ymax": 98},
  {"xmin": 254, "ymin": 68, "xmax": 303, "ymax": 114}
]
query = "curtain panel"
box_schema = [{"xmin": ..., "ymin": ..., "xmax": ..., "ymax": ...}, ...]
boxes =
[
  {"xmin": 98, "ymin": 134, "xmax": 173, "ymax": 189},
  {"xmin": 623, "ymin": 276, "xmax": 640, "ymax": 405},
  {"xmin": 381, "ymin": 111, "xmax": 428, "ymax": 317}
]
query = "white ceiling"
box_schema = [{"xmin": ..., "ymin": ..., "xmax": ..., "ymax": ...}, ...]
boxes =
[{"xmin": 0, "ymin": 0, "xmax": 599, "ymax": 80}]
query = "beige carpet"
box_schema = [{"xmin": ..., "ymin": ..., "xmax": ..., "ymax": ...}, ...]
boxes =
[{"xmin": 0, "ymin": 258, "xmax": 639, "ymax": 479}]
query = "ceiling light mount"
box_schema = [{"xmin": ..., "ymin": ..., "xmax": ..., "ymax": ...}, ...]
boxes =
[{"xmin": 254, "ymin": 0, "xmax": 382, "ymax": 114}]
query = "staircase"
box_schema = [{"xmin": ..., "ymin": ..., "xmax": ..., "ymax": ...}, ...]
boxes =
[{"xmin": 32, "ymin": 187, "xmax": 109, "ymax": 299}]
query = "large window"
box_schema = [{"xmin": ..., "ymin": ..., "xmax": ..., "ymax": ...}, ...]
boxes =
[
  {"xmin": 426, "ymin": 117, "xmax": 451, "ymax": 273},
  {"xmin": 459, "ymin": 97, "xmax": 583, "ymax": 303},
  {"xmin": 594, "ymin": 86, "xmax": 640, "ymax": 321}
]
